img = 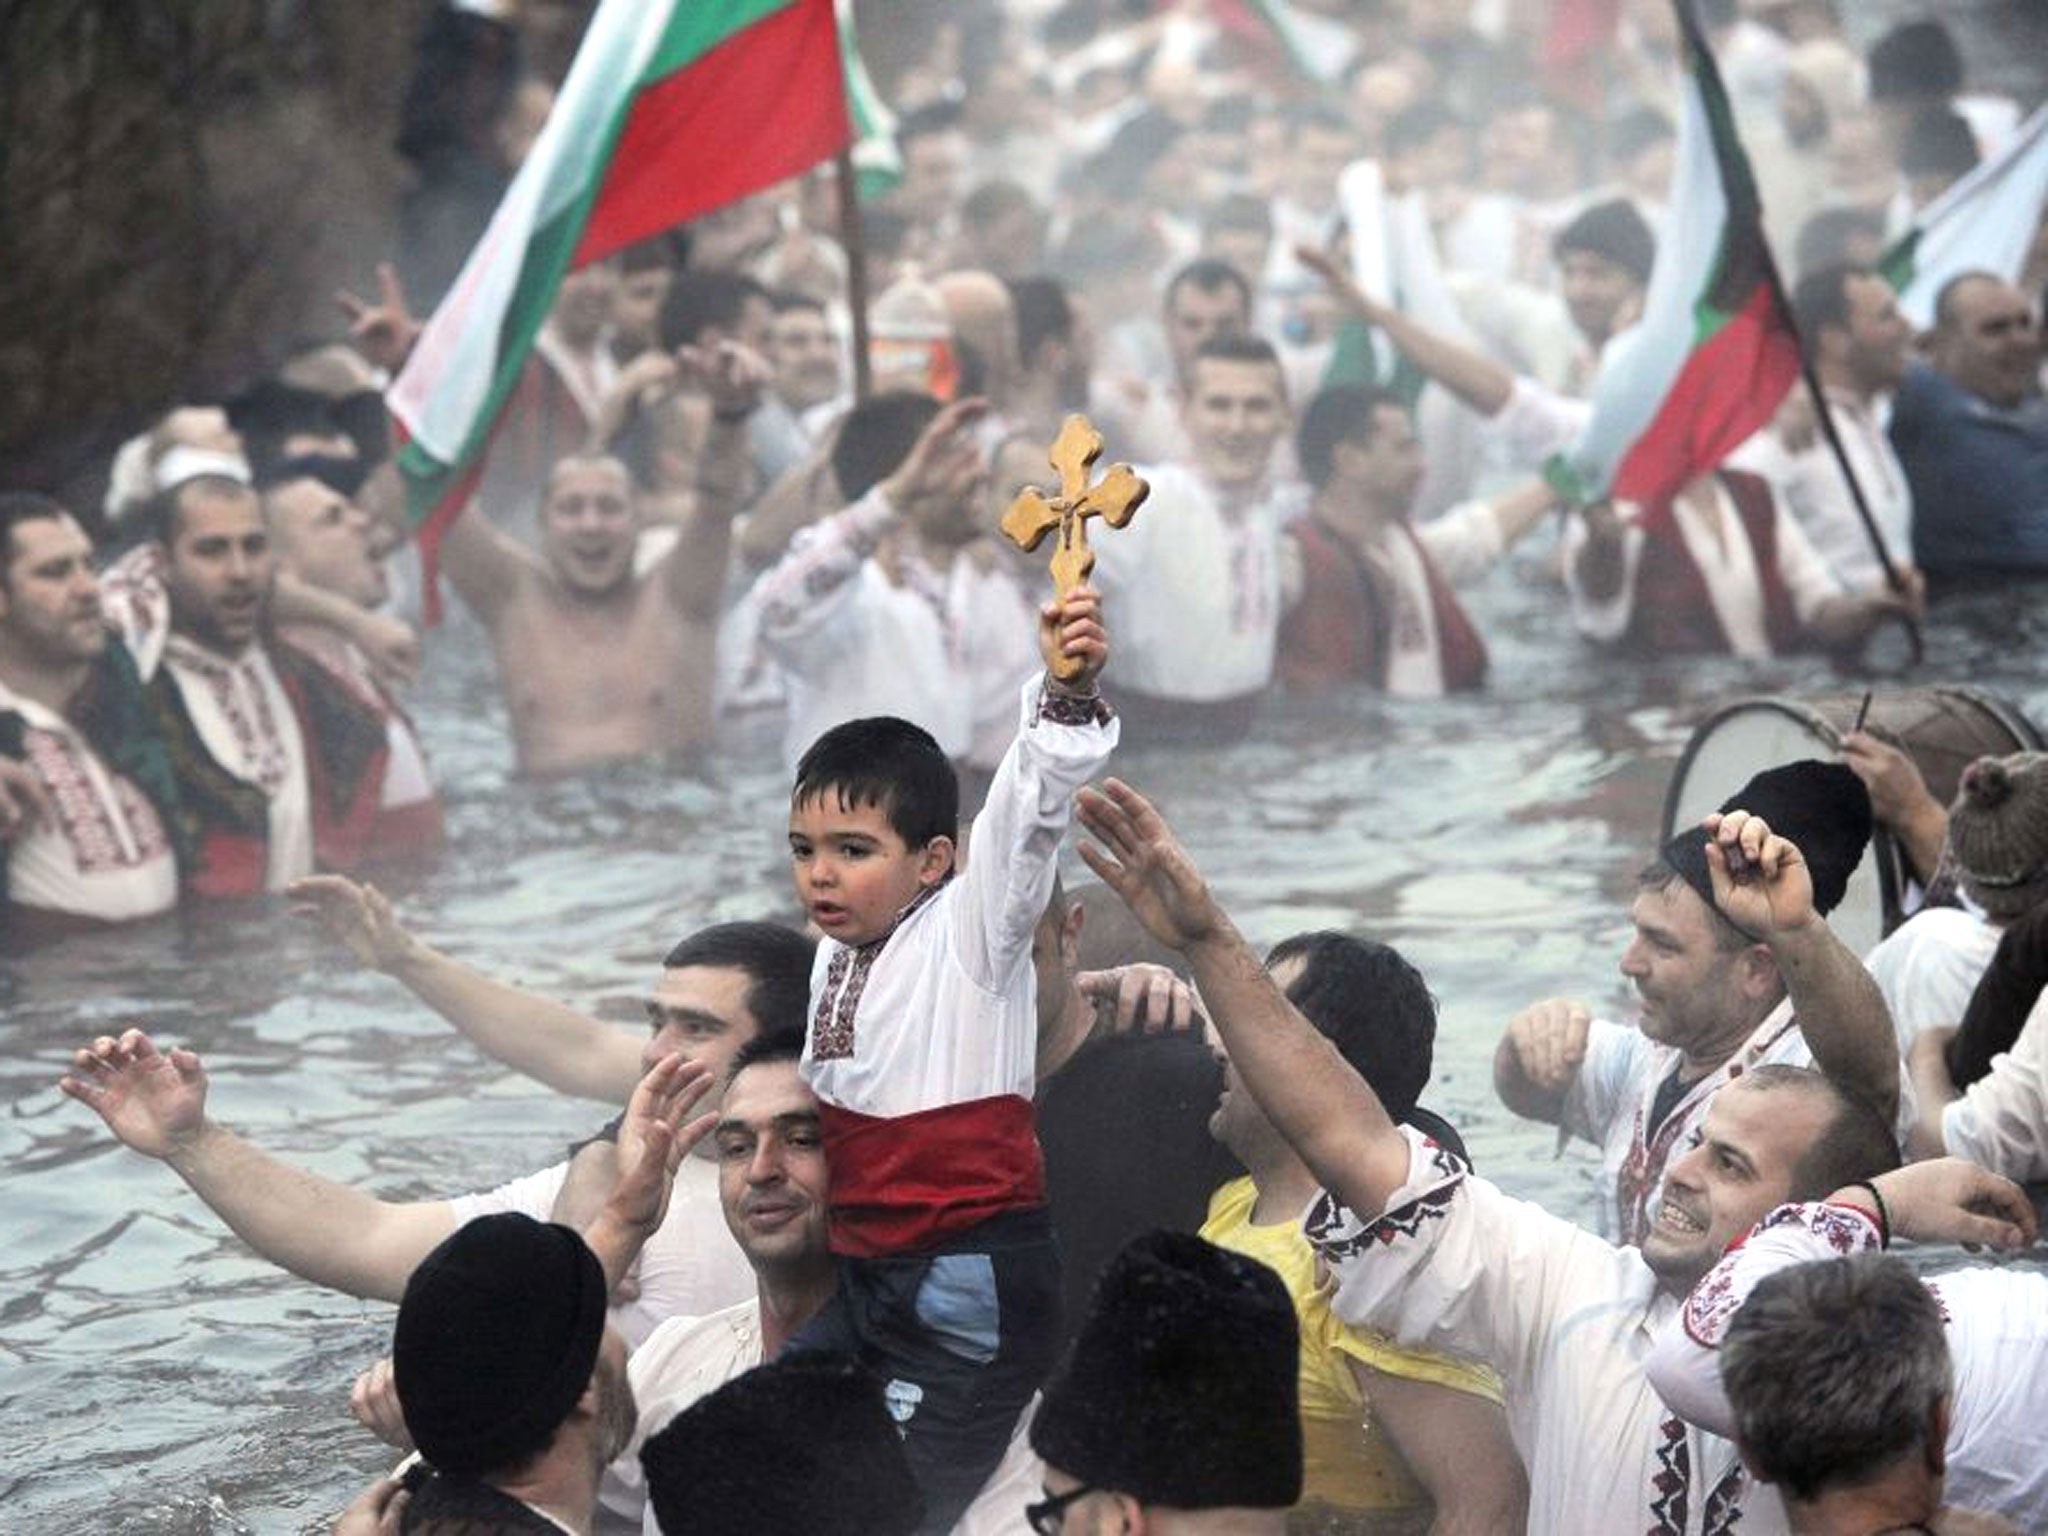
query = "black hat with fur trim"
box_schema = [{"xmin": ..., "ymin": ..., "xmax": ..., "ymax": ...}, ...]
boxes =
[
  {"xmin": 639, "ymin": 1352, "xmax": 923, "ymax": 1535},
  {"xmin": 1661, "ymin": 759, "xmax": 1872, "ymax": 920},
  {"xmin": 1031, "ymin": 1230, "xmax": 1302, "ymax": 1510}
]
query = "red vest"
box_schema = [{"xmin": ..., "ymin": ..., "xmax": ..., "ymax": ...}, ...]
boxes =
[
  {"xmin": 1278, "ymin": 517, "xmax": 1488, "ymax": 693},
  {"xmin": 1628, "ymin": 470, "xmax": 1802, "ymax": 656}
]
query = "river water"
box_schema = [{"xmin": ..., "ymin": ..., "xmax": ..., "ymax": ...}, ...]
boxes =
[{"xmin": 3, "ymin": 566, "xmax": 2043, "ymax": 1533}]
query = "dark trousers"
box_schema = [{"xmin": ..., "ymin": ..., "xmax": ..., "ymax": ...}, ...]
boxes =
[{"xmin": 788, "ymin": 1207, "xmax": 1062, "ymax": 1535}]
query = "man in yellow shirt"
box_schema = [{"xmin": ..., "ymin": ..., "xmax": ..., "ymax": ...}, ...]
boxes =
[{"xmin": 1202, "ymin": 932, "xmax": 1527, "ymax": 1533}]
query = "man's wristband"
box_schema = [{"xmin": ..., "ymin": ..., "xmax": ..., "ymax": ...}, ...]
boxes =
[{"xmin": 1842, "ymin": 1179, "xmax": 1892, "ymax": 1246}]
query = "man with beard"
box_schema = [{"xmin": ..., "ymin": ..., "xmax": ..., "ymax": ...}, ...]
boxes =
[
  {"xmin": 1493, "ymin": 761, "xmax": 1903, "ymax": 1245},
  {"xmin": 0, "ymin": 494, "xmax": 179, "ymax": 928},
  {"xmin": 435, "ymin": 340, "xmax": 763, "ymax": 776},
  {"xmin": 1072, "ymin": 775, "xmax": 1904, "ymax": 1533}
]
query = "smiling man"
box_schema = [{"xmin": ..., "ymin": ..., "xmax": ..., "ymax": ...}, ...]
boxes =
[
  {"xmin": 1493, "ymin": 760, "xmax": 1903, "ymax": 1244},
  {"xmin": 1070, "ymin": 775, "xmax": 1905, "ymax": 1534},
  {"xmin": 1091, "ymin": 332, "xmax": 1303, "ymax": 741},
  {"xmin": 436, "ymin": 338, "xmax": 766, "ymax": 778}
]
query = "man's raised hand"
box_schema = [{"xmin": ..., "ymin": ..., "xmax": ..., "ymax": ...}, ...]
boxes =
[
  {"xmin": 1702, "ymin": 809, "xmax": 1816, "ymax": 942},
  {"xmin": 1076, "ymin": 779, "xmax": 1225, "ymax": 953},
  {"xmin": 676, "ymin": 338, "xmax": 772, "ymax": 424},
  {"xmin": 603, "ymin": 1055, "xmax": 718, "ymax": 1246},
  {"xmin": 348, "ymin": 1356, "xmax": 414, "ymax": 1452},
  {"xmin": 289, "ymin": 875, "xmax": 420, "ymax": 973},
  {"xmin": 335, "ymin": 262, "xmax": 421, "ymax": 377},
  {"xmin": 880, "ymin": 397, "xmax": 989, "ymax": 522},
  {"xmin": 1077, "ymin": 962, "xmax": 1206, "ymax": 1037},
  {"xmin": 59, "ymin": 1028, "xmax": 209, "ymax": 1159}
]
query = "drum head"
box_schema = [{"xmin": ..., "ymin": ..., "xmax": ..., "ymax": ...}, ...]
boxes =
[{"xmin": 1662, "ymin": 698, "xmax": 1897, "ymax": 957}]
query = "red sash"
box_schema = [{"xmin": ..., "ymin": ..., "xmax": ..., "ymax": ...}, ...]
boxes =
[{"xmin": 817, "ymin": 1094, "xmax": 1045, "ymax": 1257}]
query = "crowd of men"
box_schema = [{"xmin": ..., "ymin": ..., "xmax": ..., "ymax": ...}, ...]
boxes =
[{"xmin": 15, "ymin": 0, "xmax": 2048, "ymax": 1532}]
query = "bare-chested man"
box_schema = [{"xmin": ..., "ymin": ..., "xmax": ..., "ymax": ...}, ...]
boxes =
[{"xmin": 437, "ymin": 344, "xmax": 766, "ymax": 777}]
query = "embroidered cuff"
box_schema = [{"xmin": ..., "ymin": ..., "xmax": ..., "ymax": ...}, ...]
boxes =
[
  {"xmin": 1301, "ymin": 1128, "xmax": 1471, "ymax": 1265},
  {"xmin": 1035, "ymin": 683, "xmax": 1113, "ymax": 728}
]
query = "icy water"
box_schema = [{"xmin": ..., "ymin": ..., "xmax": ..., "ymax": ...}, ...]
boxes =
[{"xmin": 3, "ymin": 569, "xmax": 2043, "ymax": 1532}]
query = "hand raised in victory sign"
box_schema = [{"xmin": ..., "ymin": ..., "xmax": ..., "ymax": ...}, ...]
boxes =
[
  {"xmin": 1077, "ymin": 778, "xmax": 1226, "ymax": 954},
  {"xmin": 1041, "ymin": 584, "xmax": 1108, "ymax": 694},
  {"xmin": 1702, "ymin": 809, "xmax": 1816, "ymax": 942},
  {"xmin": 585, "ymin": 1054, "xmax": 718, "ymax": 1291},
  {"xmin": 59, "ymin": 1028, "xmax": 209, "ymax": 1160}
]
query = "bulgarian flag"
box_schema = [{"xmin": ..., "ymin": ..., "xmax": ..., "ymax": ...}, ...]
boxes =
[
  {"xmin": 1545, "ymin": 0, "xmax": 1800, "ymax": 508},
  {"xmin": 389, "ymin": 0, "xmax": 851, "ymax": 619},
  {"xmin": 837, "ymin": 0, "xmax": 902, "ymax": 199},
  {"xmin": 1207, "ymin": 0, "xmax": 1358, "ymax": 86},
  {"xmin": 1883, "ymin": 103, "xmax": 2048, "ymax": 329}
]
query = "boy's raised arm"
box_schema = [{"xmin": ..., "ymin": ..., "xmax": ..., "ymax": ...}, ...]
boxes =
[{"xmin": 1075, "ymin": 778, "xmax": 1411, "ymax": 1216}]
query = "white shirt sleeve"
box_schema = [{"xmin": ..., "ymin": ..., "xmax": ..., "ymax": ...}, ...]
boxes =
[
  {"xmin": 1942, "ymin": 990, "xmax": 2048, "ymax": 1182},
  {"xmin": 952, "ymin": 676, "xmax": 1118, "ymax": 992},
  {"xmin": 1487, "ymin": 376, "xmax": 1594, "ymax": 472},
  {"xmin": 1304, "ymin": 1125, "xmax": 1640, "ymax": 1397},
  {"xmin": 1770, "ymin": 494, "xmax": 1848, "ymax": 623},
  {"xmin": 1644, "ymin": 1200, "xmax": 1886, "ymax": 1437},
  {"xmin": 750, "ymin": 486, "xmax": 896, "ymax": 666},
  {"xmin": 1562, "ymin": 1018, "xmax": 1648, "ymax": 1148},
  {"xmin": 1412, "ymin": 497, "xmax": 1506, "ymax": 586},
  {"xmin": 445, "ymin": 1160, "xmax": 570, "ymax": 1225}
]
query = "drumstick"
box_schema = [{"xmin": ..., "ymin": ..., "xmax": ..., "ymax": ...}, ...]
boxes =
[{"xmin": 1851, "ymin": 691, "xmax": 1872, "ymax": 735}]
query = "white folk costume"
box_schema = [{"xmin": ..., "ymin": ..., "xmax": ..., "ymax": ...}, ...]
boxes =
[
  {"xmin": 1648, "ymin": 1200, "xmax": 2048, "ymax": 1527},
  {"xmin": 1090, "ymin": 462, "xmax": 1304, "ymax": 711},
  {"xmin": 0, "ymin": 678, "xmax": 176, "ymax": 923},
  {"xmin": 280, "ymin": 627, "xmax": 445, "ymax": 858},
  {"xmin": 799, "ymin": 674, "xmax": 1114, "ymax": 1256},
  {"xmin": 1732, "ymin": 387, "xmax": 1913, "ymax": 593},
  {"xmin": 1942, "ymin": 988, "xmax": 2048, "ymax": 1181},
  {"xmin": 1562, "ymin": 471, "xmax": 1841, "ymax": 658},
  {"xmin": 1566, "ymin": 1004, "xmax": 1915, "ymax": 1246},
  {"xmin": 749, "ymin": 487, "xmax": 1038, "ymax": 773},
  {"xmin": 1863, "ymin": 904, "xmax": 2002, "ymax": 1052},
  {"xmin": 1305, "ymin": 1125, "xmax": 1788, "ymax": 1535}
]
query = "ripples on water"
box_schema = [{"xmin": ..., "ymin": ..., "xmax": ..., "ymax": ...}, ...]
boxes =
[{"xmin": 3, "ymin": 572, "xmax": 2042, "ymax": 1531}]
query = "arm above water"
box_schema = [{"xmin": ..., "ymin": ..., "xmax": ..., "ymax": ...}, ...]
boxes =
[
  {"xmin": 290, "ymin": 875, "xmax": 644, "ymax": 1105},
  {"xmin": 1348, "ymin": 1362, "xmax": 1529, "ymax": 1536},
  {"xmin": 59, "ymin": 1028, "xmax": 455, "ymax": 1302}
]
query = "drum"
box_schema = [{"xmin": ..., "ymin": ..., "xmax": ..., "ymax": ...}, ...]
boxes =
[{"xmin": 1661, "ymin": 687, "xmax": 2045, "ymax": 955}]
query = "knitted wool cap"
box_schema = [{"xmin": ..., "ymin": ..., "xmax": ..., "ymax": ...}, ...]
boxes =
[
  {"xmin": 1948, "ymin": 752, "xmax": 2048, "ymax": 921},
  {"xmin": 393, "ymin": 1214, "xmax": 608, "ymax": 1476},
  {"xmin": 1031, "ymin": 1230, "xmax": 1302, "ymax": 1511},
  {"xmin": 1552, "ymin": 198, "xmax": 1656, "ymax": 286},
  {"xmin": 639, "ymin": 1352, "xmax": 923, "ymax": 1535},
  {"xmin": 1662, "ymin": 760, "xmax": 1873, "ymax": 919}
]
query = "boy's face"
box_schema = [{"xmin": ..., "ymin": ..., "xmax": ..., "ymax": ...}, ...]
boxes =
[{"xmin": 787, "ymin": 792, "xmax": 952, "ymax": 946}]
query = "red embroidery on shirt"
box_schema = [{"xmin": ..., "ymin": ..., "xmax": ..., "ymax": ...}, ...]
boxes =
[{"xmin": 22, "ymin": 728, "xmax": 169, "ymax": 874}]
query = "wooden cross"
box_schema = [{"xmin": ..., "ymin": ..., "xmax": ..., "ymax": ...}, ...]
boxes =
[{"xmin": 1000, "ymin": 414, "xmax": 1149, "ymax": 681}]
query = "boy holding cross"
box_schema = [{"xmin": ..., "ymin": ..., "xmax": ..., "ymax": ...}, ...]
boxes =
[{"xmin": 781, "ymin": 419, "xmax": 1134, "ymax": 1532}]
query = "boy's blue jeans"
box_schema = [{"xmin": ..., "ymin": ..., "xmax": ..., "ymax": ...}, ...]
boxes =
[{"xmin": 788, "ymin": 1205, "xmax": 1062, "ymax": 1534}]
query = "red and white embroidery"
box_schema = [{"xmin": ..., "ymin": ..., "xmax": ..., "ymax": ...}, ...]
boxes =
[
  {"xmin": 168, "ymin": 640, "xmax": 291, "ymax": 795},
  {"xmin": 21, "ymin": 728, "xmax": 168, "ymax": 874}
]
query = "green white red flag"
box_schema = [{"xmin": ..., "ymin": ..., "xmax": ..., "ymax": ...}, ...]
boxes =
[
  {"xmin": 390, "ymin": 0, "xmax": 850, "ymax": 618},
  {"xmin": 1545, "ymin": 1, "xmax": 1800, "ymax": 508},
  {"xmin": 1882, "ymin": 103, "xmax": 2048, "ymax": 328}
]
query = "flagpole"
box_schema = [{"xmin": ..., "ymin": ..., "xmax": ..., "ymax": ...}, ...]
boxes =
[
  {"xmin": 836, "ymin": 148, "xmax": 873, "ymax": 402},
  {"xmin": 1670, "ymin": 0, "xmax": 1919, "ymax": 655}
]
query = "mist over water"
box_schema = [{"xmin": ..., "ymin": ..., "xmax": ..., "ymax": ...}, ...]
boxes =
[{"xmin": 4, "ymin": 564, "xmax": 2042, "ymax": 1532}]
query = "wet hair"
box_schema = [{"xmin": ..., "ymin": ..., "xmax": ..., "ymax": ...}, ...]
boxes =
[
  {"xmin": 1793, "ymin": 206, "xmax": 1886, "ymax": 280},
  {"xmin": 143, "ymin": 472, "xmax": 257, "ymax": 548},
  {"xmin": 1932, "ymin": 270, "xmax": 2006, "ymax": 332},
  {"xmin": 1737, "ymin": 1063, "xmax": 1901, "ymax": 1199},
  {"xmin": 1722, "ymin": 1253, "xmax": 1949, "ymax": 1504},
  {"xmin": 1191, "ymin": 331, "xmax": 1283, "ymax": 377},
  {"xmin": 1790, "ymin": 263, "xmax": 1873, "ymax": 338},
  {"xmin": 662, "ymin": 923, "xmax": 817, "ymax": 1037},
  {"xmin": 658, "ymin": 268, "xmax": 770, "ymax": 350},
  {"xmin": 1867, "ymin": 20, "xmax": 1964, "ymax": 103},
  {"xmin": 830, "ymin": 392, "xmax": 942, "ymax": 503},
  {"xmin": 1007, "ymin": 276, "xmax": 1075, "ymax": 366},
  {"xmin": 0, "ymin": 491, "xmax": 71, "ymax": 571},
  {"xmin": 1165, "ymin": 257, "xmax": 1253, "ymax": 319},
  {"xmin": 1899, "ymin": 108, "xmax": 1980, "ymax": 180},
  {"xmin": 961, "ymin": 177, "xmax": 1038, "ymax": 233},
  {"xmin": 1267, "ymin": 932, "xmax": 1436, "ymax": 1120},
  {"xmin": 726, "ymin": 1025, "xmax": 809, "ymax": 1083},
  {"xmin": 1296, "ymin": 383, "xmax": 1409, "ymax": 490},
  {"xmin": 792, "ymin": 715, "xmax": 959, "ymax": 849}
]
